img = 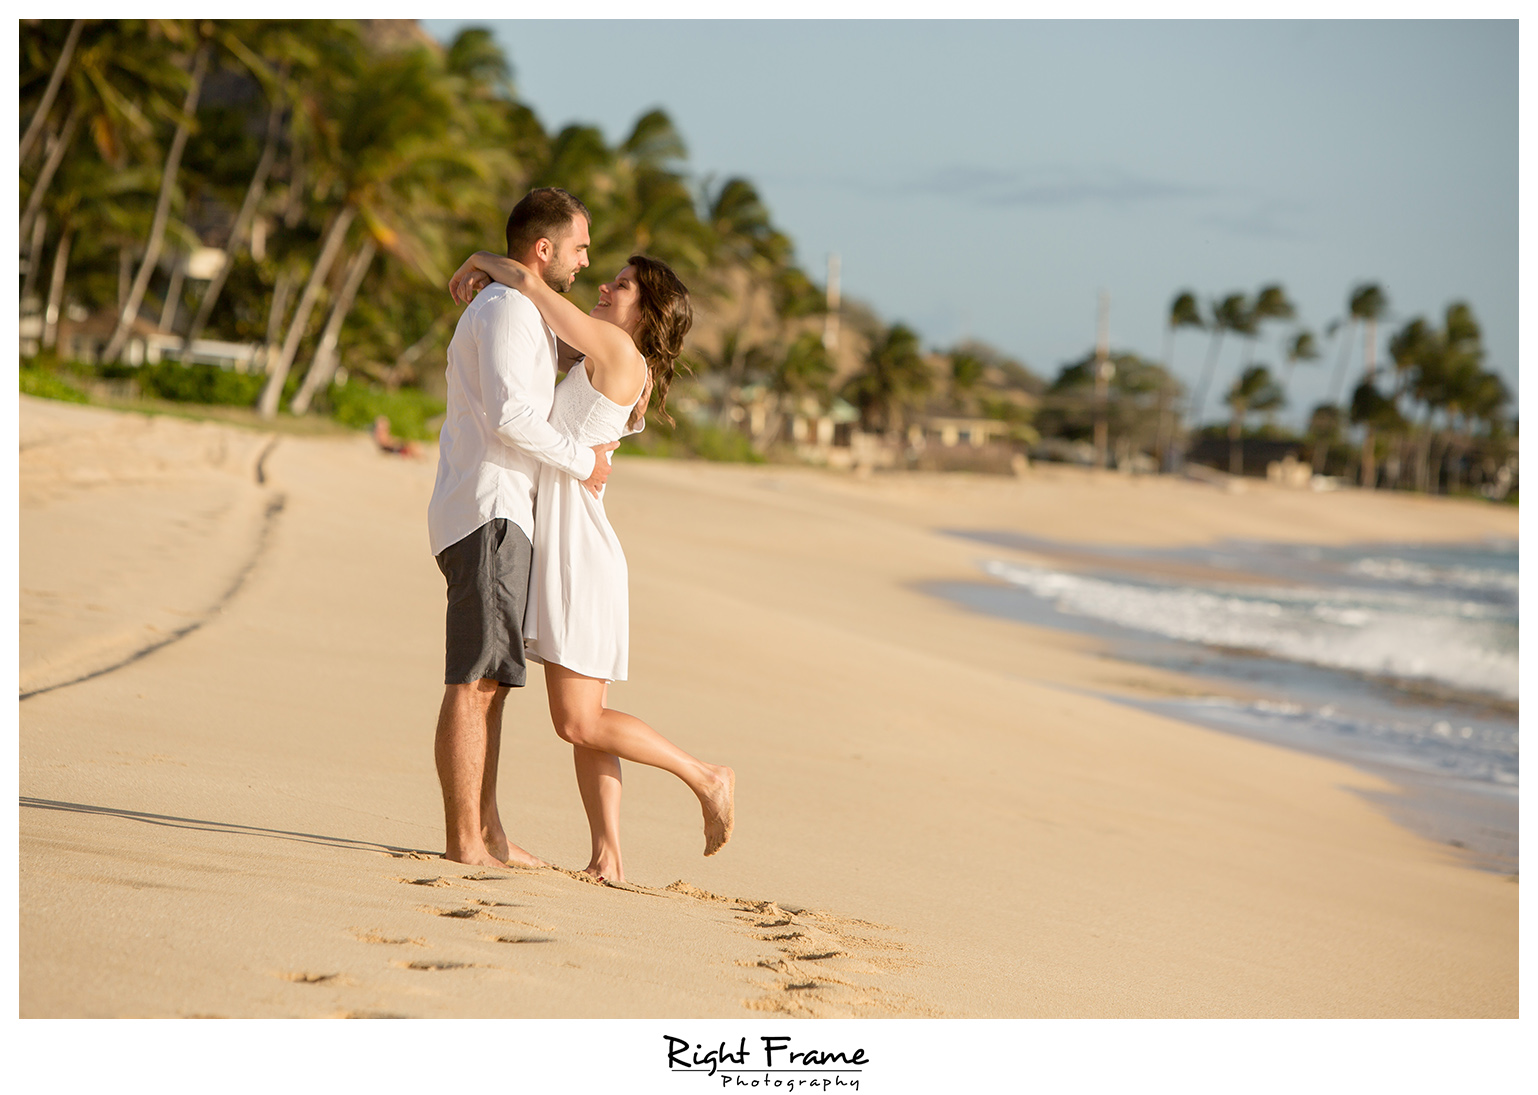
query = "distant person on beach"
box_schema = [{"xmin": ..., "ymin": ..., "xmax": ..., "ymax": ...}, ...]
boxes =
[
  {"xmin": 448, "ymin": 243, "xmax": 735, "ymax": 884},
  {"xmin": 427, "ymin": 188, "xmax": 618, "ymax": 869},
  {"xmin": 372, "ymin": 415, "xmax": 418, "ymax": 457}
]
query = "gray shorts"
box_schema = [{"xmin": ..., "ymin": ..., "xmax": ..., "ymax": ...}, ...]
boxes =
[{"xmin": 435, "ymin": 519, "xmax": 532, "ymax": 687}]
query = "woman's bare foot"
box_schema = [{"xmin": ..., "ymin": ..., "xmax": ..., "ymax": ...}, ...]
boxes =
[
  {"xmin": 582, "ymin": 851, "xmax": 624, "ymax": 884},
  {"xmin": 699, "ymin": 766, "xmax": 735, "ymax": 856}
]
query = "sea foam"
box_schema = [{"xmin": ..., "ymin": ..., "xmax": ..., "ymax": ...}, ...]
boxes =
[{"xmin": 981, "ymin": 558, "xmax": 1518, "ymax": 702}]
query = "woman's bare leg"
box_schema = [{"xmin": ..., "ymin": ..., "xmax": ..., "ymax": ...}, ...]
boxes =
[
  {"xmin": 545, "ymin": 662, "xmax": 734, "ymax": 855},
  {"xmin": 573, "ymin": 745, "xmax": 624, "ymax": 881}
]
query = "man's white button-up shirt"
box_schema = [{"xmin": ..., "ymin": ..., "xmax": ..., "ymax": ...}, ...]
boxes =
[{"xmin": 427, "ymin": 284, "xmax": 597, "ymax": 557}]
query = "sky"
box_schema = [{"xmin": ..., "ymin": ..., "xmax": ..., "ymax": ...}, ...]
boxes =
[{"xmin": 421, "ymin": 19, "xmax": 1518, "ymax": 430}]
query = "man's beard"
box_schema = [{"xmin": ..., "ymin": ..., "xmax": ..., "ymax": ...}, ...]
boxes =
[{"xmin": 542, "ymin": 258, "xmax": 578, "ymax": 293}]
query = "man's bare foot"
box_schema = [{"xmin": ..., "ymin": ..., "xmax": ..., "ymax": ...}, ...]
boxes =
[
  {"xmin": 484, "ymin": 829, "xmax": 547, "ymax": 868},
  {"xmin": 443, "ymin": 841, "xmax": 512, "ymax": 870},
  {"xmin": 500, "ymin": 841, "xmax": 547, "ymax": 868},
  {"xmin": 699, "ymin": 766, "xmax": 735, "ymax": 856}
]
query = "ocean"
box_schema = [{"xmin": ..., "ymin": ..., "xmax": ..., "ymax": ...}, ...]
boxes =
[{"xmin": 924, "ymin": 533, "xmax": 1518, "ymax": 872}]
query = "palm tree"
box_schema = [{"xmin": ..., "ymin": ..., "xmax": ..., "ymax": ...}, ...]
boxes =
[
  {"xmin": 1348, "ymin": 376, "xmax": 1406, "ymax": 489},
  {"xmin": 1306, "ymin": 403, "xmax": 1343, "ymax": 475},
  {"xmin": 1346, "ymin": 283, "xmax": 1388, "ymax": 488},
  {"xmin": 1225, "ymin": 364, "xmax": 1284, "ymax": 475},
  {"xmin": 33, "ymin": 130, "xmax": 150, "ymax": 350},
  {"xmin": 265, "ymin": 44, "xmax": 489, "ymax": 416},
  {"xmin": 705, "ymin": 176, "xmax": 793, "ymax": 391},
  {"xmin": 842, "ymin": 323, "xmax": 931, "ymax": 438},
  {"xmin": 287, "ymin": 237, "xmax": 376, "ymax": 414},
  {"xmin": 1279, "ymin": 329, "xmax": 1320, "ymax": 404},
  {"xmin": 621, "ymin": 111, "xmax": 712, "ymax": 276},
  {"xmin": 1389, "ymin": 316, "xmax": 1438, "ymax": 492},
  {"xmin": 179, "ymin": 20, "xmax": 322, "ymax": 355},
  {"xmin": 1188, "ymin": 292, "xmax": 1249, "ymax": 431},
  {"xmin": 19, "ymin": 18, "xmax": 85, "ymax": 163},
  {"xmin": 103, "ymin": 24, "xmax": 212, "ymax": 362},
  {"xmin": 756, "ymin": 330, "xmax": 834, "ymax": 449},
  {"xmin": 1248, "ymin": 283, "xmax": 1295, "ymax": 366},
  {"xmin": 1158, "ymin": 291, "xmax": 1203, "ymax": 469}
]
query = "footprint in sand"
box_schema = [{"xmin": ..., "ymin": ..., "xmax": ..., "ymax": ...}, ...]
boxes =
[
  {"xmin": 278, "ymin": 971, "xmax": 339, "ymax": 984},
  {"xmin": 399, "ymin": 960, "xmax": 474, "ymax": 971},
  {"xmin": 354, "ymin": 930, "xmax": 426, "ymax": 946},
  {"xmin": 663, "ymin": 880, "xmax": 923, "ymax": 1017}
]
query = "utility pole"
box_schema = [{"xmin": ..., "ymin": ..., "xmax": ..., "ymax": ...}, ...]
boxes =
[
  {"xmin": 822, "ymin": 252, "xmax": 840, "ymax": 352},
  {"xmin": 1092, "ymin": 291, "xmax": 1113, "ymax": 469}
]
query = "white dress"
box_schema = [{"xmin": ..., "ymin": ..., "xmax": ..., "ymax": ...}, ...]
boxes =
[{"xmin": 523, "ymin": 361, "xmax": 644, "ymax": 682}]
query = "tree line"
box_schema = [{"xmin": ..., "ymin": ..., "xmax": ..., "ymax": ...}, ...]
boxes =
[
  {"xmin": 17, "ymin": 19, "xmax": 844, "ymax": 430},
  {"xmin": 1156, "ymin": 281, "xmax": 1513, "ymax": 495},
  {"xmin": 18, "ymin": 20, "xmax": 1516, "ymax": 499}
]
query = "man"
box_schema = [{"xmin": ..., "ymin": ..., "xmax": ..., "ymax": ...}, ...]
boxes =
[{"xmin": 427, "ymin": 188, "xmax": 617, "ymax": 868}]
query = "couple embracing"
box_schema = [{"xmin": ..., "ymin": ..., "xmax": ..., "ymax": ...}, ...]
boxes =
[{"xmin": 426, "ymin": 187, "xmax": 734, "ymax": 882}]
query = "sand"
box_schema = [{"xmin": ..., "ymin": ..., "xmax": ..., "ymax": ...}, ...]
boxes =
[{"xmin": 17, "ymin": 394, "xmax": 1518, "ymax": 1018}]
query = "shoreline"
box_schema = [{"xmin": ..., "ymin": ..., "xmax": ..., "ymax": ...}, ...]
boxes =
[
  {"xmin": 19, "ymin": 397, "xmax": 1518, "ymax": 1017},
  {"xmin": 919, "ymin": 528, "xmax": 1517, "ymax": 875}
]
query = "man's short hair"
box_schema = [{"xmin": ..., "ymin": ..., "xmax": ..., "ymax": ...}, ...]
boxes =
[{"xmin": 505, "ymin": 188, "xmax": 591, "ymax": 258}]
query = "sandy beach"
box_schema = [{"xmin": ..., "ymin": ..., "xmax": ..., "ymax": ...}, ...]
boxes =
[{"xmin": 17, "ymin": 394, "xmax": 1518, "ymax": 1018}]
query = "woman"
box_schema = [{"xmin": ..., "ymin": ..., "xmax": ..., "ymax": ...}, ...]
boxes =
[{"xmin": 449, "ymin": 250, "xmax": 734, "ymax": 884}]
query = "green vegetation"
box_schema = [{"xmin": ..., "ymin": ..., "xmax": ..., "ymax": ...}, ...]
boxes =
[
  {"xmin": 16, "ymin": 19, "xmax": 1047, "ymax": 466},
  {"xmin": 18, "ymin": 20, "xmax": 1512, "ymax": 494},
  {"xmin": 328, "ymin": 382, "xmax": 445, "ymax": 441},
  {"xmin": 139, "ymin": 360, "xmax": 267, "ymax": 405},
  {"xmin": 617, "ymin": 414, "xmax": 765, "ymax": 464},
  {"xmin": 19, "ymin": 362, "xmax": 88, "ymax": 403},
  {"xmin": 1162, "ymin": 282, "xmax": 1514, "ymax": 498}
]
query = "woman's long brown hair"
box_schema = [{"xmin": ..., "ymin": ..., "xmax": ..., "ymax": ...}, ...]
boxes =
[{"xmin": 624, "ymin": 254, "xmax": 693, "ymax": 430}]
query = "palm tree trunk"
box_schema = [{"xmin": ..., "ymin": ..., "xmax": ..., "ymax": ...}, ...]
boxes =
[
  {"xmin": 1414, "ymin": 408, "xmax": 1435, "ymax": 493},
  {"xmin": 1156, "ymin": 325, "xmax": 1176, "ymax": 470},
  {"xmin": 20, "ymin": 19, "xmax": 85, "ymax": 163},
  {"xmin": 104, "ymin": 43, "xmax": 210, "ymax": 364},
  {"xmin": 289, "ymin": 237, "xmax": 375, "ymax": 415},
  {"xmin": 1188, "ymin": 328, "xmax": 1226, "ymax": 433},
  {"xmin": 158, "ymin": 257, "xmax": 186, "ymax": 331},
  {"xmin": 42, "ymin": 226, "xmax": 73, "ymax": 350},
  {"xmin": 1427, "ymin": 429, "xmax": 1451, "ymax": 494},
  {"xmin": 117, "ymin": 247, "xmax": 132, "ymax": 312},
  {"xmin": 1228, "ymin": 407, "xmax": 1244, "ymax": 476},
  {"xmin": 258, "ymin": 203, "xmax": 356, "ymax": 417},
  {"xmin": 1152, "ymin": 384, "xmax": 1171, "ymax": 472},
  {"xmin": 1325, "ymin": 319, "xmax": 1354, "ymax": 403},
  {"xmin": 1359, "ymin": 316, "xmax": 1378, "ymax": 490},
  {"xmin": 19, "ymin": 102, "xmax": 81, "ymax": 246},
  {"xmin": 388, "ymin": 312, "xmax": 452, "ymax": 387},
  {"xmin": 181, "ymin": 83, "xmax": 285, "ymax": 354},
  {"xmin": 1444, "ymin": 427, "xmax": 1470, "ymax": 495},
  {"xmin": 21, "ymin": 212, "xmax": 48, "ymax": 306}
]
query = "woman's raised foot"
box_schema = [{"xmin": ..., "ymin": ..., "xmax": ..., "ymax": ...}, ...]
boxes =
[{"xmin": 700, "ymin": 766, "xmax": 735, "ymax": 856}]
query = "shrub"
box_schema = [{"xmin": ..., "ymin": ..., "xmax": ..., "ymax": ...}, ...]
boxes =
[
  {"xmin": 139, "ymin": 360, "xmax": 267, "ymax": 405},
  {"xmin": 19, "ymin": 363, "xmax": 89, "ymax": 403},
  {"xmin": 617, "ymin": 413, "xmax": 765, "ymax": 463}
]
